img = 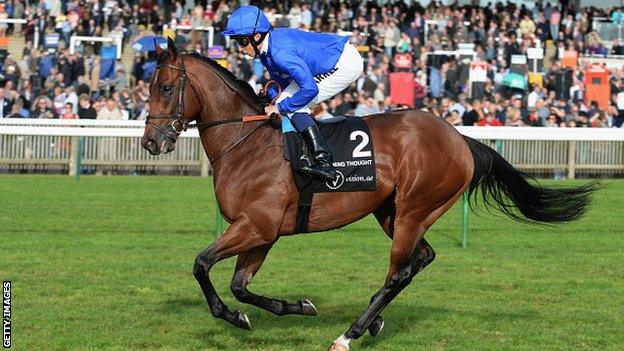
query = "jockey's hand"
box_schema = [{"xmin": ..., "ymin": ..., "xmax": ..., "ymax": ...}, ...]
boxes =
[{"xmin": 264, "ymin": 104, "xmax": 281, "ymax": 119}]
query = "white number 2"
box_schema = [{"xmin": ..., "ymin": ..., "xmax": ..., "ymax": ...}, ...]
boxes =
[{"xmin": 350, "ymin": 130, "xmax": 372, "ymax": 158}]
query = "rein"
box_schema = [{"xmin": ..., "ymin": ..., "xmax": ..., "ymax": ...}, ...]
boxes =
[{"xmin": 145, "ymin": 54, "xmax": 279, "ymax": 163}]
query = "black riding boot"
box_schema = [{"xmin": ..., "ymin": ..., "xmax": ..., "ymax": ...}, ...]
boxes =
[{"xmin": 300, "ymin": 124, "xmax": 337, "ymax": 180}]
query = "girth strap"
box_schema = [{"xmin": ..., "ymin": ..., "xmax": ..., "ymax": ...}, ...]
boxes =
[{"xmin": 294, "ymin": 185, "xmax": 314, "ymax": 234}]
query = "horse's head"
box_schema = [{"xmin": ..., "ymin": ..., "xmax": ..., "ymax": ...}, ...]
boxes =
[{"xmin": 141, "ymin": 37, "xmax": 201, "ymax": 155}]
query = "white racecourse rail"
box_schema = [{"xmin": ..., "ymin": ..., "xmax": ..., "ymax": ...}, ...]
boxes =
[{"xmin": 1, "ymin": 118, "xmax": 623, "ymax": 178}]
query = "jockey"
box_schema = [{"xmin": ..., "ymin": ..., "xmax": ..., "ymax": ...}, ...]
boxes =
[{"xmin": 223, "ymin": 5, "xmax": 364, "ymax": 180}]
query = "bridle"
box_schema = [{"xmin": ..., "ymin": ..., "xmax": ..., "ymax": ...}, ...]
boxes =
[
  {"xmin": 144, "ymin": 54, "xmax": 273, "ymax": 163},
  {"xmin": 145, "ymin": 55, "xmax": 197, "ymax": 141}
]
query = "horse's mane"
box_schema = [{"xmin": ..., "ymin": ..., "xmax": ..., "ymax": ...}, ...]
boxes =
[{"xmin": 158, "ymin": 50, "xmax": 264, "ymax": 112}]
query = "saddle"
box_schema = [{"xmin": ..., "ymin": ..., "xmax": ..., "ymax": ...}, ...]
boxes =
[{"xmin": 282, "ymin": 116, "xmax": 377, "ymax": 233}]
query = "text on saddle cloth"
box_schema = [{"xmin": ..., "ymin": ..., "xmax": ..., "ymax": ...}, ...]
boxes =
[{"xmin": 284, "ymin": 116, "xmax": 376, "ymax": 193}]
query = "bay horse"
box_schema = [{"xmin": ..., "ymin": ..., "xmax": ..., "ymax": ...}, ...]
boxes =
[{"xmin": 141, "ymin": 38, "xmax": 597, "ymax": 350}]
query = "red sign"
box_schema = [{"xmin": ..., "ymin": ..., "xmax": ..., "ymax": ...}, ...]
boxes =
[
  {"xmin": 584, "ymin": 63, "xmax": 610, "ymax": 109},
  {"xmin": 389, "ymin": 72, "xmax": 414, "ymax": 107},
  {"xmin": 394, "ymin": 53, "xmax": 412, "ymax": 69}
]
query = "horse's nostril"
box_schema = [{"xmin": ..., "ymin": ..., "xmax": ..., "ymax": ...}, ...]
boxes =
[{"xmin": 144, "ymin": 139, "xmax": 160, "ymax": 154}]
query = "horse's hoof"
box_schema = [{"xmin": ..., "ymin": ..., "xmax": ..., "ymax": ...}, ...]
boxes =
[
  {"xmin": 368, "ymin": 316, "xmax": 384, "ymax": 337},
  {"xmin": 299, "ymin": 299, "xmax": 318, "ymax": 316},
  {"xmin": 234, "ymin": 311, "xmax": 251, "ymax": 330},
  {"xmin": 327, "ymin": 342, "xmax": 349, "ymax": 351}
]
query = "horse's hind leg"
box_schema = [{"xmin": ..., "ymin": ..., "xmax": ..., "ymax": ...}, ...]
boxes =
[
  {"xmin": 364, "ymin": 196, "xmax": 398, "ymax": 337},
  {"xmin": 328, "ymin": 221, "xmax": 436, "ymax": 351},
  {"xmin": 230, "ymin": 244, "xmax": 317, "ymax": 316}
]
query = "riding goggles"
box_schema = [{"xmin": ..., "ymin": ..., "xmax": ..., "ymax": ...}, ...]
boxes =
[{"xmin": 233, "ymin": 36, "xmax": 252, "ymax": 47}]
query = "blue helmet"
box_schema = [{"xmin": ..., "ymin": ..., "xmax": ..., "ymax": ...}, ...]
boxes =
[{"xmin": 223, "ymin": 6, "xmax": 271, "ymax": 37}]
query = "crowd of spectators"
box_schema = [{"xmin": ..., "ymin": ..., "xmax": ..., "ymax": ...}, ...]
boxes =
[{"xmin": 0, "ymin": 0, "xmax": 623, "ymax": 128}]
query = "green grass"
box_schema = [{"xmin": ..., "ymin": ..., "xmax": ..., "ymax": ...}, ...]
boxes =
[{"xmin": 1, "ymin": 175, "xmax": 623, "ymax": 351}]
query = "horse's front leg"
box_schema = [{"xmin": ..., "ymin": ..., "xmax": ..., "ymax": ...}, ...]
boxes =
[
  {"xmin": 193, "ymin": 215, "xmax": 274, "ymax": 330},
  {"xmin": 230, "ymin": 244, "xmax": 317, "ymax": 316}
]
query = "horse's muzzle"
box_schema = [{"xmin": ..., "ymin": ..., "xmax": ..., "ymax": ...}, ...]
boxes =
[
  {"xmin": 141, "ymin": 136, "xmax": 177, "ymax": 155},
  {"xmin": 142, "ymin": 138, "xmax": 162, "ymax": 155}
]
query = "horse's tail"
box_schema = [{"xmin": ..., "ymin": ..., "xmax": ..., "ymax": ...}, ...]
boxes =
[{"xmin": 463, "ymin": 136, "xmax": 599, "ymax": 224}]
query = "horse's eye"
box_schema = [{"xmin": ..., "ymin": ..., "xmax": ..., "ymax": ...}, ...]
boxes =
[{"xmin": 161, "ymin": 86, "xmax": 174, "ymax": 95}]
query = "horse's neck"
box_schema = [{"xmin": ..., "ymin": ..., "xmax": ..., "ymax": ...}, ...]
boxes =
[
  {"xmin": 190, "ymin": 62, "xmax": 264, "ymax": 168},
  {"xmin": 200, "ymin": 100, "xmax": 260, "ymax": 165}
]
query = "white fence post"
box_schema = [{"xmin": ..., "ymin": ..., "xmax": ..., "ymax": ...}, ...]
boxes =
[
  {"xmin": 567, "ymin": 141, "xmax": 577, "ymax": 180},
  {"xmin": 69, "ymin": 136, "xmax": 78, "ymax": 176},
  {"xmin": 200, "ymin": 152, "xmax": 209, "ymax": 178}
]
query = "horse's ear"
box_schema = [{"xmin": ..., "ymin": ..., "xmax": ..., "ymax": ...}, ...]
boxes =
[
  {"xmin": 154, "ymin": 37, "xmax": 164, "ymax": 57},
  {"xmin": 167, "ymin": 36, "xmax": 178, "ymax": 61}
]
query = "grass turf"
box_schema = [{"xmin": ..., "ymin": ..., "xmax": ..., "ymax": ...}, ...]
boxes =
[{"xmin": 1, "ymin": 175, "xmax": 622, "ymax": 351}]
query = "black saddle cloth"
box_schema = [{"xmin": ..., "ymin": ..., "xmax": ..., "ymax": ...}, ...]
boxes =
[{"xmin": 283, "ymin": 116, "xmax": 377, "ymax": 193}]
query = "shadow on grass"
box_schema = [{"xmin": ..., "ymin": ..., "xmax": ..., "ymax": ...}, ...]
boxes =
[
  {"xmin": 161, "ymin": 296, "xmax": 454, "ymax": 348},
  {"xmin": 161, "ymin": 295, "xmax": 539, "ymax": 349}
]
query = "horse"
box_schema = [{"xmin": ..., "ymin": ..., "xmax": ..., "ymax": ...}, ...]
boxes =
[{"xmin": 141, "ymin": 38, "xmax": 597, "ymax": 351}]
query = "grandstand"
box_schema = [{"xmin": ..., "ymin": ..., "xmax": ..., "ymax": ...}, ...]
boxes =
[
  {"xmin": 0, "ymin": 1, "xmax": 622, "ymax": 120},
  {"xmin": 0, "ymin": 0, "xmax": 623, "ymax": 176}
]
